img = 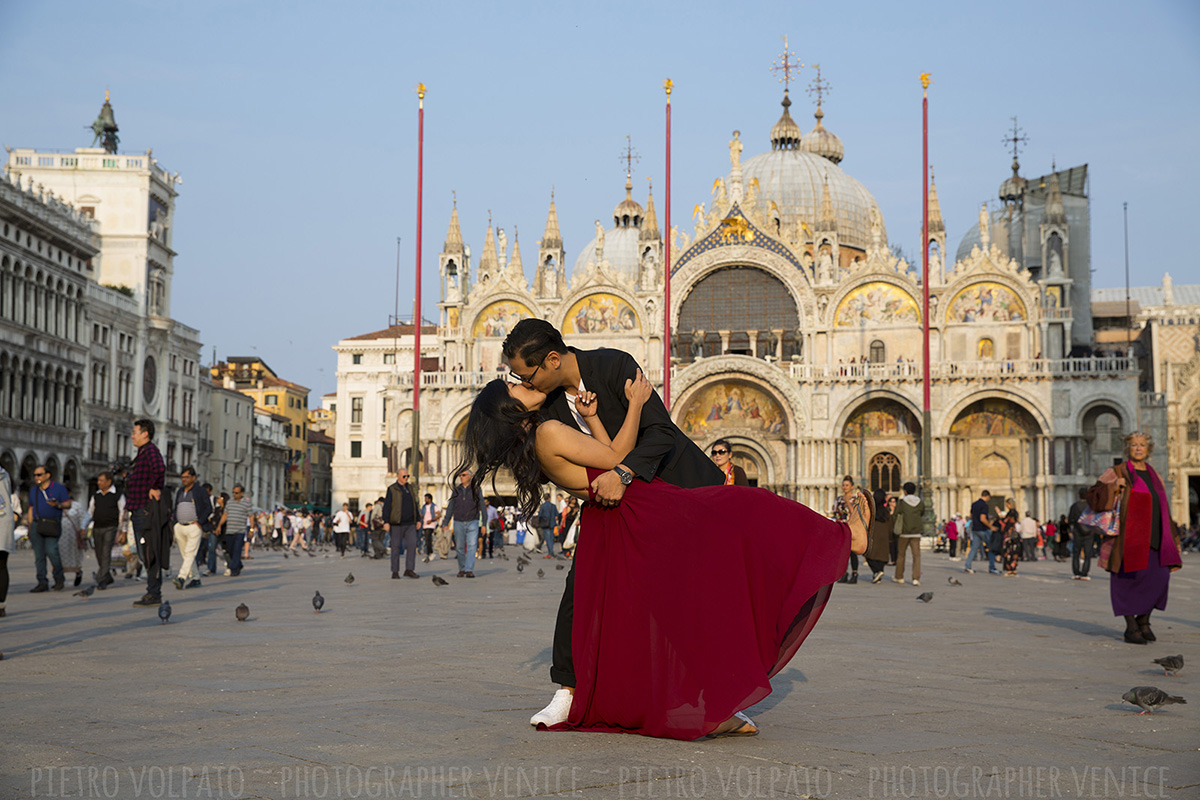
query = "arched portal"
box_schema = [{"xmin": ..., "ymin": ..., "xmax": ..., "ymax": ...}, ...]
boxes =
[
  {"xmin": 949, "ymin": 399, "xmax": 1041, "ymax": 516},
  {"xmin": 1081, "ymin": 405, "xmax": 1123, "ymax": 476},
  {"xmin": 841, "ymin": 399, "xmax": 921, "ymax": 486}
]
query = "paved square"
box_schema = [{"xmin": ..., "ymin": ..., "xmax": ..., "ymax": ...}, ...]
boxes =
[{"xmin": 2, "ymin": 543, "xmax": 1196, "ymax": 799}]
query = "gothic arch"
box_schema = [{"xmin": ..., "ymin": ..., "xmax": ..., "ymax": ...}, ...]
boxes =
[
  {"xmin": 558, "ymin": 286, "xmax": 642, "ymax": 336},
  {"xmin": 671, "ymin": 355, "xmax": 805, "ymax": 438},
  {"xmin": 936, "ymin": 389, "xmax": 1048, "ymax": 438}
]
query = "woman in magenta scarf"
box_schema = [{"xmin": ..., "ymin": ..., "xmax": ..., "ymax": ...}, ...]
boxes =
[{"xmin": 1097, "ymin": 432, "xmax": 1183, "ymax": 645}]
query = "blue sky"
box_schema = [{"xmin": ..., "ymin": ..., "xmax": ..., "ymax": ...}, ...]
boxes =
[{"xmin": 3, "ymin": 0, "xmax": 1197, "ymax": 396}]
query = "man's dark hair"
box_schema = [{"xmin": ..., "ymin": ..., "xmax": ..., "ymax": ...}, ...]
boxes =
[
  {"xmin": 181, "ymin": 465, "xmax": 196, "ymax": 477},
  {"xmin": 233, "ymin": 483, "xmax": 245, "ymax": 492},
  {"xmin": 1077, "ymin": 488, "xmax": 1087, "ymax": 499},
  {"xmin": 903, "ymin": 481, "xmax": 917, "ymax": 495},
  {"xmin": 424, "ymin": 493, "xmax": 433, "ymax": 502},
  {"xmin": 133, "ymin": 418, "xmax": 155, "ymax": 440},
  {"xmin": 97, "ymin": 471, "xmax": 113, "ymax": 483},
  {"xmin": 203, "ymin": 483, "xmax": 213, "ymax": 492},
  {"xmin": 502, "ymin": 319, "xmax": 567, "ymax": 366},
  {"xmin": 980, "ymin": 489, "xmax": 991, "ymax": 498}
]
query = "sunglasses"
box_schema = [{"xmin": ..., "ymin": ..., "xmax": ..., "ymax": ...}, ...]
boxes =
[{"xmin": 711, "ymin": 449, "xmax": 729, "ymax": 456}]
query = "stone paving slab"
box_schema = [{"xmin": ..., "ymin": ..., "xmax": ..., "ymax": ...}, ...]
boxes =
[{"xmin": 1, "ymin": 543, "xmax": 1197, "ymax": 799}]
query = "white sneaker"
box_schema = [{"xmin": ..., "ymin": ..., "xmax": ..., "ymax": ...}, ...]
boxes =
[
  {"xmin": 895, "ymin": 578, "xmax": 905, "ymax": 584},
  {"xmin": 223, "ymin": 568, "xmax": 232, "ymax": 577},
  {"xmin": 912, "ymin": 579, "xmax": 920, "ymax": 586},
  {"xmin": 530, "ymin": 688, "xmax": 573, "ymax": 726}
]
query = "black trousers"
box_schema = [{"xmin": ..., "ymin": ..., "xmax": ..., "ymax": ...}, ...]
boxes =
[
  {"xmin": 1072, "ymin": 530, "xmax": 1095, "ymax": 576},
  {"xmin": 93, "ymin": 524, "xmax": 118, "ymax": 585},
  {"xmin": 551, "ymin": 563, "xmax": 576, "ymax": 686},
  {"xmin": 949, "ymin": 538, "xmax": 958, "ymax": 558}
]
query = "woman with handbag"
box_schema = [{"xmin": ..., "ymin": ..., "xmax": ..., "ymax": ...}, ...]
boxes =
[
  {"xmin": 999, "ymin": 499, "xmax": 1021, "ymax": 576},
  {"xmin": 1094, "ymin": 432, "xmax": 1183, "ymax": 645}
]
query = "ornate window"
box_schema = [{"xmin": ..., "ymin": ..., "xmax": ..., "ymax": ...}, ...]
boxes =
[
  {"xmin": 677, "ymin": 267, "xmax": 800, "ymax": 362},
  {"xmin": 869, "ymin": 452, "xmax": 901, "ymax": 493},
  {"xmin": 869, "ymin": 340, "xmax": 886, "ymax": 364}
]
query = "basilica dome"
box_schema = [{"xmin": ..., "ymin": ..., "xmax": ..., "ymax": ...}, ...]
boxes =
[
  {"xmin": 572, "ymin": 177, "xmax": 654, "ymax": 282},
  {"xmin": 739, "ymin": 93, "xmax": 883, "ymax": 250}
]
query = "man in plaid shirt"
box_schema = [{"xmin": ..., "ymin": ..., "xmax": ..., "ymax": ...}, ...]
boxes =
[{"xmin": 127, "ymin": 418, "xmax": 166, "ymax": 606}]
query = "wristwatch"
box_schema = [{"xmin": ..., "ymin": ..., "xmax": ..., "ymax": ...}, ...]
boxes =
[{"xmin": 612, "ymin": 466, "xmax": 634, "ymax": 485}]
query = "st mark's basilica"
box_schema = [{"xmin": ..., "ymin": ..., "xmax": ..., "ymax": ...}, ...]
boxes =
[{"xmin": 332, "ymin": 70, "xmax": 1149, "ymax": 523}]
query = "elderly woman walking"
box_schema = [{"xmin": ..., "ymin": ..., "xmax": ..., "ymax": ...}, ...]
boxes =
[{"xmin": 1096, "ymin": 432, "xmax": 1183, "ymax": 644}]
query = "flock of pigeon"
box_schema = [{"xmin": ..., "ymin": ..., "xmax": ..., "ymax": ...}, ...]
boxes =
[
  {"xmin": 117, "ymin": 548, "xmax": 565, "ymax": 630},
  {"xmin": 68, "ymin": 551, "xmax": 1190, "ymax": 717}
]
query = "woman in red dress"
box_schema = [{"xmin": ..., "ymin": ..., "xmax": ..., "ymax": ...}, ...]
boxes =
[{"xmin": 457, "ymin": 371, "xmax": 870, "ymax": 740}]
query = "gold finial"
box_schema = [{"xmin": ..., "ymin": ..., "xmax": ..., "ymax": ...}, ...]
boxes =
[
  {"xmin": 416, "ymin": 82, "xmax": 426, "ymax": 99},
  {"xmin": 920, "ymin": 72, "xmax": 931, "ymax": 92},
  {"xmin": 772, "ymin": 35, "xmax": 804, "ymax": 90},
  {"xmin": 664, "ymin": 78, "xmax": 673, "ymax": 97},
  {"xmin": 619, "ymin": 135, "xmax": 641, "ymax": 182},
  {"xmin": 807, "ymin": 64, "xmax": 831, "ymax": 109},
  {"xmin": 105, "ymin": 89, "xmax": 110, "ymax": 102}
]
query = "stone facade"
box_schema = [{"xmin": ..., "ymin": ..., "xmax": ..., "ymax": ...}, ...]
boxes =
[
  {"xmin": 0, "ymin": 171, "xmax": 97, "ymax": 496},
  {"xmin": 7, "ymin": 125, "xmax": 203, "ymax": 493},
  {"xmin": 332, "ymin": 83, "xmax": 1151, "ymax": 523}
]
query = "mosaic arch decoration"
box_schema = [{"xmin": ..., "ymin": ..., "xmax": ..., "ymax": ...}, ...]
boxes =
[
  {"xmin": 950, "ymin": 399, "xmax": 1039, "ymax": 437},
  {"xmin": 563, "ymin": 293, "xmax": 640, "ymax": 335},
  {"xmin": 679, "ymin": 381, "xmax": 786, "ymax": 437},
  {"xmin": 947, "ymin": 282, "xmax": 1027, "ymax": 323},
  {"xmin": 834, "ymin": 282, "xmax": 920, "ymax": 327},
  {"xmin": 471, "ymin": 300, "xmax": 535, "ymax": 338},
  {"xmin": 843, "ymin": 401, "xmax": 919, "ymax": 438},
  {"xmin": 671, "ymin": 204, "xmax": 804, "ymax": 276}
]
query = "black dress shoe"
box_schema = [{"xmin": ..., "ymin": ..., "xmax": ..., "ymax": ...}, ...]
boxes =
[
  {"xmin": 30, "ymin": 584, "xmax": 49, "ymax": 593},
  {"xmin": 391, "ymin": 571, "xmax": 400, "ymax": 579},
  {"xmin": 133, "ymin": 594, "xmax": 162, "ymax": 607},
  {"xmin": 74, "ymin": 573, "xmax": 83, "ymax": 587},
  {"xmin": 52, "ymin": 582, "xmax": 64, "ymax": 591},
  {"xmin": 404, "ymin": 570, "xmax": 419, "ymax": 579}
]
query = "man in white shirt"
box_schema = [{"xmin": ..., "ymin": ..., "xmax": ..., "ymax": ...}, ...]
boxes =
[
  {"xmin": 332, "ymin": 503, "xmax": 353, "ymax": 557},
  {"xmin": 88, "ymin": 471, "xmax": 126, "ymax": 589},
  {"xmin": 1019, "ymin": 512, "xmax": 1040, "ymax": 562}
]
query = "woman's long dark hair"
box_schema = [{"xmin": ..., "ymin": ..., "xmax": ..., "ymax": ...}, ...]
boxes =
[
  {"xmin": 451, "ymin": 379, "xmax": 545, "ymax": 523},
  {"xmin": 873, "ymin": 488, "xmax": 890, "ymax": 525}
]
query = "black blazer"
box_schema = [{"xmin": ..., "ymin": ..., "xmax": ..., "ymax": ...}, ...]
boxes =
[{"xmin": 544, "ymin": 348, "xmax": 725, "ymax": 490}]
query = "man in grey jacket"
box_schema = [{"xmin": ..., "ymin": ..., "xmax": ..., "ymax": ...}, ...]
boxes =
[{"xmin": 895, "ymin": 481, "xmax": 925, "ymax": 586}]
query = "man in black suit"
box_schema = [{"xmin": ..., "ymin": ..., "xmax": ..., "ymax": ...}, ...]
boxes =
[{"xmin": 502, "ymin": 318, "xmax": 724, "ymax": 726}]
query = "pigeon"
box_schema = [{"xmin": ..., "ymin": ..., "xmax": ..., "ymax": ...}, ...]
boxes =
[
  {"xmin": 556, "ymin": 564, "xmax": 565, "ymax": 570},
  {"xmin": 283, "ymin": 550, "xmax": 289, "ymax": 559},
  {"xmin": 312, "ymin": 591, "xmax": 325, "ymax": 613},
  {"xmin": 158, "ymin": 600, "xmax": 172, "ymax": 624},
  {"xmin": 73, "ymin": 584, "xmax": 96, "ymax": 598},
  {"xmin": 307, "ymin": 550, "xmax": 316, "ymax": 557},
  {"xmin": 916, "ymin": 592, "xmax": 933, "ymax": 603},
  {"xmin": 499, "ymin": 551, "xmax": 509, "ymax": 561},
  {"xmin": 947, "ymin": 576, "xmax": 962, "ymax": 586},
  {"xmin": 431, "ymin": 576, "xmax": 448, "ymax": 586},
  {"xmin": 516, "ymin": 562, "xmax": 524, "ymax": 573},
  {"xmin": 1152, "ymin": 655, "xmax": 1184, "ymax": 677},
  {"xmin": 1122, "ymin": 686, "xmax": 1186, "ymax": 715},
  {"xmin": 345, "ymin": 573, "xmax": 355, "ymax": 585},
  {"xmin": 537, "ymin": 568, "xmax": 545, "ymax": 579},
  {"xmin": 235, "ymin": 603, "xmax": 250, "ymax": 622}
]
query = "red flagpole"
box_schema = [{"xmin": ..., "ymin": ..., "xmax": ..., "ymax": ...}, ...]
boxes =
[
  {"xmin": 920, "ymin": 73, "xmax": 932, "ymax": 516},
  {"xmin": 663, "ymin": 78, "xmax": 673, "ymax": 410},
  {"xmin": 413, "ymin": 83, "xmax": 425, "ymax": 488}
]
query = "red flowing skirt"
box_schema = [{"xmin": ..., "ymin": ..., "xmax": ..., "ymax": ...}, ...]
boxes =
[{"xmin": 549, "ymin": 469, "xmax": 850, "ymax": 740}]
